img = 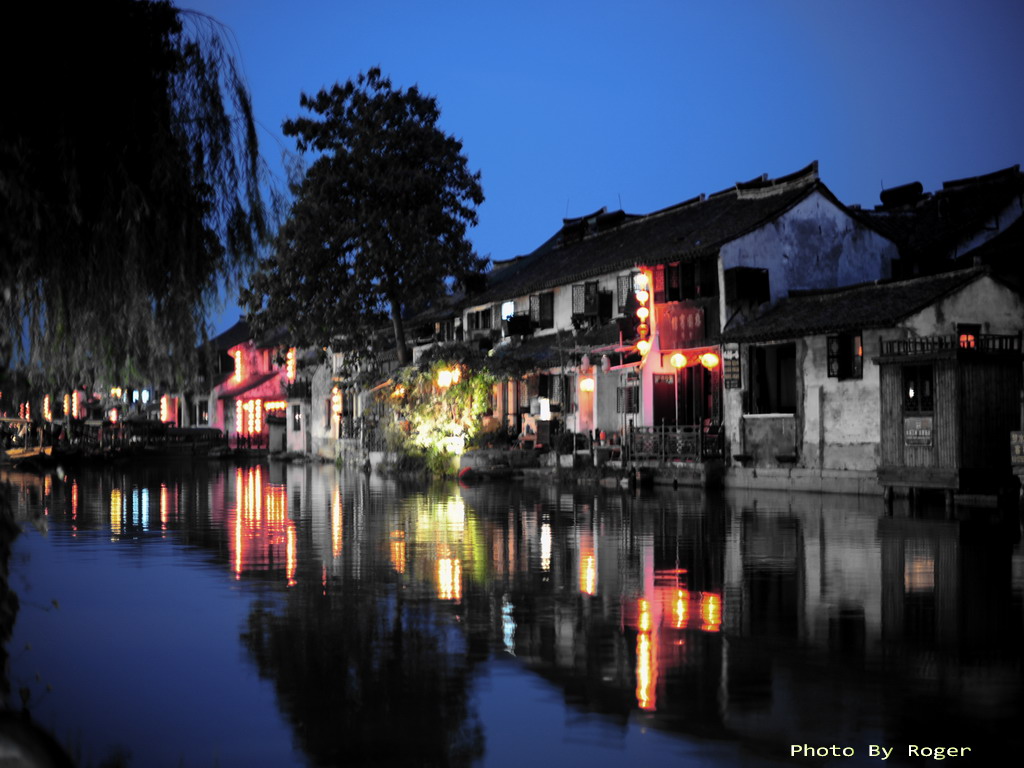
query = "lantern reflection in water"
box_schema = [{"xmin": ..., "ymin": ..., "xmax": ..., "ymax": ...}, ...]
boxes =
[
  {"xmin": 331, "ymin": 485, "xmax": 343, "ymax": 559},
  {"xmin": 438, "ymin": 556, "xmax": 462, "ymax": 601},
  {"xmin": 578, "ymin": 528, "xmax": 597, "ymax": 595},
  {"xmin": 700, "ymin": 593, "xmax": 722, "ymax": 632},
  {"xmin": 674, "ymin": 589, "xmax": 690, "ymax": 629},
  {"xmin": 540, "ymin": 522, "xmax": 552, "ymax": 571},
  {"xmin": 390, "ymin": 531, "xmax": 407, "ymax": 574},
  {"xmin": 110, "ymin": 489, "xmax": 122, "ymax": 535},
  {"xmin": 635, "ymin": 598, "xmax": 657, "ymax": 711},
  {"xmin": 231, "ymin": 466, "xmax": 296, "ymax": 586}
]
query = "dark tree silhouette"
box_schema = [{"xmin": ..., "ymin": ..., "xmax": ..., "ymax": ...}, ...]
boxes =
[
  {"xmin": 0, "ymin": 1, "xmax": 272, "ymax": 390},
  {"xmin": 243, "ymin": 68, "xmax": 485, "ymax": 368}
]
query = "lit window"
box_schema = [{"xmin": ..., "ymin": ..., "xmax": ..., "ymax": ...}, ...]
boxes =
[
  {"xmin": 957, "ymin": 323, "xmax": 980, "ymax": 350},
  {"xmin": 902, "ymin": 365, "xmax": 934, "ymax": 413}
]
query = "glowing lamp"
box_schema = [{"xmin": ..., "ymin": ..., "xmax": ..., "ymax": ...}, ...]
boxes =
[
  {"xmin": 670, "ymin": 352, "xmax": 687, "ymax": 369},
  {"xmin": 43, "ymin": 395, "xmax": 52, "ymax": 422},
  {"xmin": 635, "ymin": 289, "xmax": 650, "ymax": 304},
  {"xmin": 437, "ymin": 369, "xmax": 453, "ymax": 388},
  {"xmin": 634, "ymin": 272, "xmax": 649, "ymax": 290},
  {"xmin": 637, "ymin": 339, "xmax": 651, "ymax": 356},
  {"xmin": 636, "ymin": 306, "xmax": 649, "ymax": 321},
  {"xmin": 636, "ymin": 323, "xmax": 649, "ymax": 338},
  {"xmin": 109, "ymin": 408, "xmax": 119, "ymax": 424},
  {"xmin": 331, "ymin": 388, "xmax": 343, "ymax": 415},
  {"xmin": 580, "ymin": 376, "xmax": 595, "ymax": 392},
  {"xmin": 286, "ymin": 348, "xmax": 297, "ymax": 382},
  {"xmin": 700, "ymin": 352, "xmax": 720, "ymax": 369}
]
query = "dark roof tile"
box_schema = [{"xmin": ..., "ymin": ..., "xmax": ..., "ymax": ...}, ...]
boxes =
[{"xmin": 722, "ymin": 268, "xmax": 990, "ymax": 343}]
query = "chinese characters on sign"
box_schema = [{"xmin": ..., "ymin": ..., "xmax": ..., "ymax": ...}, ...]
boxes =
[
  {"xmin": 1012, "ymin": 431, "xmax": 1024, "ymax": 466},
  {"xmin": 904, "ymin": 416, "xmax": 933, "ymax": 446},
  {"xmin": 722, "ymin": 344, "xmax": 741, "ymax": 389},
  {"xmin": 657, "ymin": 304, "xmax": 704, "ymax": 348}
]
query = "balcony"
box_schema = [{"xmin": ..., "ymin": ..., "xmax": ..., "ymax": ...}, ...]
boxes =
[{"xmin": 882, "ymin": 333, "xmax": 1020, "ymax": 357}]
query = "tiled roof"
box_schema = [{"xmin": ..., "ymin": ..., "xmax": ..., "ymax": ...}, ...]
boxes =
[
  {"xmin": 215, "ymin": 371, "xmax": 283, "ymax": 400},
  {"xmin": 465, "ymin": 162, "xmax": 823, "ymax": 306},
  {"xmin": 856, "ymin": 165, "xmax": 1024, "ymax": 262},
  {"xmin": 721, "ymin": 268, "xmax": 990, "ymax": 343},
  {"xmin": 205, "ymin": 319, "xmax": 251, "ymax": 351}
]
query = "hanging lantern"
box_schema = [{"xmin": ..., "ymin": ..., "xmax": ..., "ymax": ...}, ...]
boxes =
[
  {"xmin": 670, "ymin": 352, "xmax": 687, "ymax": 369},
  {"xmin": 700, "ymin": 352, "xmax": 721, "ymax": 370},
  {"xmin": 580, "ymin": 376, "xmax": 595, "ymax": 392},
  {"xmin": 634, "ymin": 269, "xmax": 652, "ymax": 356},
  {"xmin": 286, "ymin": 348, "xmax": 297, "ymax": 382}
]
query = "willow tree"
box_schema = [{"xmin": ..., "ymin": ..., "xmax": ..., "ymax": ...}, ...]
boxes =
[
  {"xmin": 0, "ymin": 1, "xmax": 271, "ymax": 391},
  {"xmin": 243, "ymin": 68, "xmax": 485, "ymax": 368}
]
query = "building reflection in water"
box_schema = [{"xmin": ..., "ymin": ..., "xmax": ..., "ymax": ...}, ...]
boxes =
[{"xmin": 3, "ymin": 463, "xmax": 1023, "ymax": 765}]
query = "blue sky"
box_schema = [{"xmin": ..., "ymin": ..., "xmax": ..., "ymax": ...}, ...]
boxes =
[{"xmin": 183, "ymin": 0, "xmax": 1024, "ymax": 334}]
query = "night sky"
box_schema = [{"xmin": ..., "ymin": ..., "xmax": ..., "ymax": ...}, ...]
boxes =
[{"xmin": 182, "ymin": 0, "xmax": 1024, "ymax": 334}]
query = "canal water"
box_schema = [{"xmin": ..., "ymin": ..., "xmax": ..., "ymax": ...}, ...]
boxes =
[{"xmin": 1, "ymin": 460, "xmax": 1021, "ymax": 767}]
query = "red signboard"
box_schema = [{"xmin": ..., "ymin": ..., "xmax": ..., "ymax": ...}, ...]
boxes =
[{"xmin": 657, "ymin": 304, "xmax": 705, "ymax": 348}]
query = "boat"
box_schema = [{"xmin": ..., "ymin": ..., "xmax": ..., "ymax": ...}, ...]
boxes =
[{"xmin": 3, "ymin": 445, "xmax": 54, "ymax": 466}]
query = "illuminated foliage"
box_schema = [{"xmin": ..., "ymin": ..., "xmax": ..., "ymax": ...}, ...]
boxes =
[
  {"xmin": 381, "ymin": 356, "xmax": 495, "ymax": 476},
  {"xmin": 0, "ymin": 1, "xmax": 273, "ymax": 389}
]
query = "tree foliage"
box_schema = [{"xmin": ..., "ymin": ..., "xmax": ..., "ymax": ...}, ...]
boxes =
[
  {"xmin": 0, "ymin": 1, "xmax": 271, "ymax": 390},
  {"xmin": 243, "ymin": 68, "xmax": 485, "ymax": 368},
  {"xmin": 381, "ymin": 355, "xmax": 496, "ymax": 476}
]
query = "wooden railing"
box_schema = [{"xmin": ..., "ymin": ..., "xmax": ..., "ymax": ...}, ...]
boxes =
[
  {"xmin": 626, "ymin": 424, "xmax": 723, "ymax": 462},
  {"xmin": 883, "ymin": 333, "xmax": 1021, "ymax": 356}
]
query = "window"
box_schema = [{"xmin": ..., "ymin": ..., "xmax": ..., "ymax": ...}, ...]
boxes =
[
  {"xmin": 750, "ymin": 343, "xmax": 797, "ymax": 414},
  {"xmin": 654, "ymin": 260, "xmax": 719, "ymax": 303},
  {"xmin": 291, "ymin": 404, "xmax": 302, "ymax": 432},
  {"xmin": 529, "ymin": 292, "xmax": 554, "ymax": 328},
  {"xmin": 467, "ymin": 307, "xmax": 492, "ymax": 330},
  {"xmin": 617, "ymin": 382, "xmax": 639, "ymax": 413},
  {"xmin": 501, "ymin": 301, "xmax": 515, "ymax": 321},
  {"xmin": 617, "ymin": 273, "xmax": 635, "ymax": 314},
  {"xmin": 724, "ymin": 266, "xmax": 769, "ymax": 305},
  {"xmin": 957, "ymin": 323, "xmax": 980, "ymax": 349},
  {"xmin": 572, "ymin": 282, "xmax": 599, "ymax": 318},
  {"xmin": 902, "ymin": 365, "xmax": 933, "ymax": 413},
  {"xmin": 827, "ymin": 332, "xmax": 863, "ymax": 379}
]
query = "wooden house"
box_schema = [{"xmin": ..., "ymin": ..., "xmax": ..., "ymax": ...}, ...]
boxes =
[
  {"xmin": 722, "ymin": 268, "xmax": 1024, "ymax": 496},
  {"xmin": 877, "ymin": 331, "xmax": 1022, "ymax": 502}
]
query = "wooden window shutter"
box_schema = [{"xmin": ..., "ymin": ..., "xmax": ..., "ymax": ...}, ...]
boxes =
[
  {"xmin": 653, "ymin": 265, "xmax": 666, "ymax": 303},
  {"xmin": 572, "ymin": 284, "xmax": 585, "ymax": 315},
  {"xmin": 617, "ymin": 274, "xmax": 631, "ymax": 313}
]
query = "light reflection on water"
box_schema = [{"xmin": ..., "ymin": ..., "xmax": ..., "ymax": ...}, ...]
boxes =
[{"xmin": 2, "ymin": 461, "xmax": 1022, "ymax": 767}]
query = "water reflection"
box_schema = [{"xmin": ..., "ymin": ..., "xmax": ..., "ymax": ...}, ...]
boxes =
[{"xmin": 2, "ymin": 463, "xmax": 1022, "ymax": 766}]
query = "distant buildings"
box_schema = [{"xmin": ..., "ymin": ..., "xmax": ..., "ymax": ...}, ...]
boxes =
[{"xmin": 208, "ymin": 162, "xmax": 1024, "ymax": 498}]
